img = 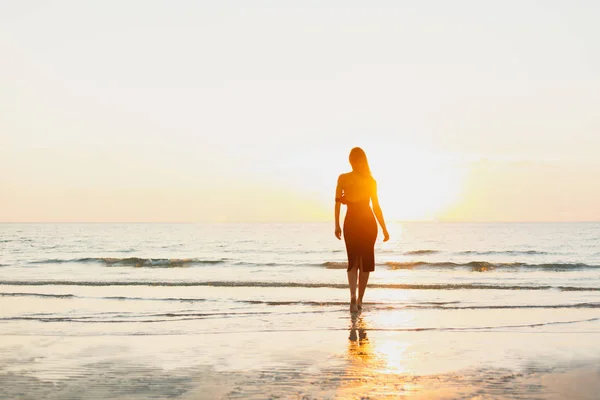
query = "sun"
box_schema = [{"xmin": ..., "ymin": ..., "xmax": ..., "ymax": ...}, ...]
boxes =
[
  {"xmin": 302, "ymin": 142, "xmax": 466, "ymax": 222},
  {"xmin": 368, "ymin": 146, "xmax": 466, "ymax": 221}
]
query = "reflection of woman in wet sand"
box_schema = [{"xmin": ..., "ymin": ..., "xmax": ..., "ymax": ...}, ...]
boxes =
[
  {"xmin": 340, "ymin": 315, "xmax": 391, "ymax": 398},
  {"xmin": 335, "ymin": 147, "xmax": 389, "ymax": 313},
  {"xmin": 348, "ymin": 314, "xmax": 369, "ymax": 343}
]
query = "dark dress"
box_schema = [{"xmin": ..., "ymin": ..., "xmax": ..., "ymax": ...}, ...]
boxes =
[{"xmin": 337, "ymin": 195, "xmax": 378, "ymax": 272}]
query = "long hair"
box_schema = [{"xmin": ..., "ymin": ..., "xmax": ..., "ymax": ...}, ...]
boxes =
[{"xmin": 349, "ymin": 147, "xmax": 372, "ymax": 177}]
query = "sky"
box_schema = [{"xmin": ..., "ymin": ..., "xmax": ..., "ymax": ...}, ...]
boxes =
[{"xmin": 1, "ymin": 1, "xmax": 599, "ymax": 222}]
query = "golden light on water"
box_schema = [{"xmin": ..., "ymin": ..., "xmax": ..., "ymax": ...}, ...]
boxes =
[
  {"xmin": 373, "ymin": 339, "xmax": 410, "ymax": 374},
  {"xmin": 340, "ymin": 315, "xmax": 423, "ymax": 398}
]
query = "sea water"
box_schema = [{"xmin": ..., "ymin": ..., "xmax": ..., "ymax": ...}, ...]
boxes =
[{"xmin": 1, "ymin": 222, "xmax": 599, "ymax": 398}]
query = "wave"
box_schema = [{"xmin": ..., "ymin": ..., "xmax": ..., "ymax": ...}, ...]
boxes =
[
  {"xmin": 384, "ymin": 261, "xmax": 596, "ymax": 271},
  {"xmin": 101, "ymin": 257, "xmax": 226, "ymax": 267},
  {"xmin": 397, "ymin": 249, "xmax": 551, "ymax": 256},
  {"xmin": 0, "ymin": 292, "xmax": 212, "ymax": 302},
  {"xmin": 3, "ymin": 315, "xmax": 598, "ymax": 328},
  {"xmin": 4, "ymin": 292, "xmax": 599, "ymax": 311},
  {"xmin": 28, "ymin": 257, "xmax": 226, "ymax": 267},
  {"xmin": 404, "ymin": 250, "xmax": 439, "ymax": 255},
  {"xmin": 1, "ymin": 280, "xmax": 599, "ymax": 291},
  {"xmin": 0, "ymin": 310, "xmax": 285, "ymax": 324},
  {"xmin": 322, "ymin": 261, "xmax": 348, "ymax": 269},
  {"xmin": 235, "ymin": 261, "xmax": 281, "ymax": 267},
  {"xmin": 401, "ymin": 302, "xmax": 600, "ymax": 310},
  {"xmin": 239, "ymin": 300, "xmax": 600, "ymax": 310},
  {"xmin": 361, "ymin": 317, "xmax": 600, "ymax": 332},
  {"xmin": 105, "ymin": 296, "xmax": 209, "ymax": 302},
  {"xmin": 22, "ymin": 257, "xmax": 597, "ymax": 271},
  {"xmin": 0, "ymin": 292, "xmax": 75, "ymax": 299},
  {"xmin": 458, "ymin": 250, "xmax": 551, "ymax": 256},
  {"xmin": 385, "ymin": 261, "xmax": 509, "ymax": 271},
  {"xmin": 243, "ymin": 300, "xmax": 462, "ymax": 307}
]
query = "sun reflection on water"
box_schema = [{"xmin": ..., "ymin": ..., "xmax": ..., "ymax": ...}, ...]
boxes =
[{"xmin": 339, "ymin": 314, "xmax": 422, "ymax": 398}]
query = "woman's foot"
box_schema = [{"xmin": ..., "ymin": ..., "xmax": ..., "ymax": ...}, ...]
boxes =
[
  {"xmin": 357, "ymin": 299, "xmax": 363, "ymax": 311},
  {"xmin": 350, "ymin": 297, "xmax": 358, "ymax": 313}
]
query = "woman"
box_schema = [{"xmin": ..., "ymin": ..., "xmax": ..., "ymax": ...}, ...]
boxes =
[{"xmin": 335, "ymin": 147, "xmax": 389, "ymax": 313}]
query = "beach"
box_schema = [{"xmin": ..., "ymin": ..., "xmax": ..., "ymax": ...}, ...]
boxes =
[
  {"xmin": 1, "ymin": 222, "xmax": 599, "ymax": 399},
  {"xmin": 4, "ymin": 1, "xmax": 600, "ymax": 397}
]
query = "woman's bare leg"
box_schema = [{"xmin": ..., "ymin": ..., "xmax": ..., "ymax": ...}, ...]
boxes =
[
  {"xmin": 347, "ymin": 260, "xmax": 359, "ymax": 312},
  {"xmin": 357, "ymin": 259, "xmax": 370, "ymax": 309}
]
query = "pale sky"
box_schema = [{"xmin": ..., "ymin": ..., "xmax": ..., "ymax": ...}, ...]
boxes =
[{"xmin": 1, "ymin": 1, "xmax": 599, "ymax": 222}]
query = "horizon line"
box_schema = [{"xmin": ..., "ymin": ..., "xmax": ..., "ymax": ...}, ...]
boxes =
[{"xmin": 1, "ymin": 220, "xmax": 600, "ymax": 224}]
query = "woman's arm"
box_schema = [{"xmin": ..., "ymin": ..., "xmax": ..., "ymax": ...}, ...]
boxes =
[
  {"xmin": 334, "ymin": 175, "xmax": 343, "ymax": 239},
  {"xmin": 371, "ymin": 180, "xmax": 390, "ymax": 241}
]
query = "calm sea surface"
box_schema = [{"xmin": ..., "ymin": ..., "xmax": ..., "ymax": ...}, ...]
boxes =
[{"xmin": 1, "ymin": 222, "xmax": 599, "ymax": 398}]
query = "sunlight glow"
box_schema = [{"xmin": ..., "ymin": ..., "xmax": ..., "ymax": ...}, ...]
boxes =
[
  {"xmin": 310, "ymin": 143, "xmax": 468, "ymax": 222},
  {"xmin": 375, "ymin": 339, "xmax": 410, "ymax": 374},
  {"xmin": 367, "ymin": 145, "xmax": 466, "ymax": 221}
]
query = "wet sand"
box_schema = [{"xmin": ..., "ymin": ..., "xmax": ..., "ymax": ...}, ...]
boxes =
[{"xmin": 1, "ymin": 313, "xmax": 599, "ymax": 399}]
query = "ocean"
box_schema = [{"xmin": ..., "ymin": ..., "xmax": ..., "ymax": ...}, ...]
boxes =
[{"xmin": 1, "ymin": 222, "xmax": 599, "ymax": 399}]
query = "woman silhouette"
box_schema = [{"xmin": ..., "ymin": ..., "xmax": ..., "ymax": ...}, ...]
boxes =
[{"xmin": 335, "ymin": 147, "xmax": 389, "ymax": 313}]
